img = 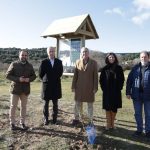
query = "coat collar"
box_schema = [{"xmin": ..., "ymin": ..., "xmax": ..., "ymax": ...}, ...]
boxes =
[
  {"xmin": 138, "ymin": 62, "xmax": 150, "ymax": 69},
  {"xmin": 46, "ymin": 58, "xmax": 56, "ymax": 68},
  {"xmin": 80, "ymin": 58, "xmax": 91, "ymax": 71}
]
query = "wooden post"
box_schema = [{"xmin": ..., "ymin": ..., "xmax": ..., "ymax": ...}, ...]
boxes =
[
  {"xmin": 56, "ymin": 38, "xmax": 59, "ymax": 58},
  {"xmin": 81, "ymin": 36, "xmax": 85, "ymax": 48}
]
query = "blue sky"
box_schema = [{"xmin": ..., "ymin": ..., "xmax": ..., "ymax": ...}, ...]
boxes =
[{"xmin": 0, "ymin": 0, "xmax": 150, "ymax": 53}]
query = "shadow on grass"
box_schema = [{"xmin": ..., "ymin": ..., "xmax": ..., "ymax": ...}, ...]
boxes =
[
  {"xmin": 94, "ymin": 116, "xmax": 137, "ymax": 129},
  {"xmin": 1, "ymin": 101, "xmax": 149, "ymax": 150},
  {"xmin": 94, "ymin": 135, "xmax": 150, "ymax": 150},
  {"xmin": 10, "ymin": 123, "xmax": 150, "ymax": 150},
  {"xmin": 94, "ymin": 116, "xmax": 136, "ymax": 124},
  {"xmin": 0, "ymin": 104, "xmax": 9, "ymax": 109},
  {"xmin": 26, "ymin": 126, "xmax": 86, "ymax": 142},
  {"xmin": 58, "ymin": 109, "xmax": 74, "ymax": 115},
  {"xmin": 0, "ymin": 99, "xmax": 9, "ymax": 102},
  {"xmin": 95, "ymin": 126, "xmax": 150, "ymax": 150},
  {"xmin": 4, "ymin": 118, "xmax": 150, "ymax": 150}
]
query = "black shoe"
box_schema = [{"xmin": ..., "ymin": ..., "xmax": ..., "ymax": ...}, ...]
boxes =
[
  {"xmin": 21, "ymin": 124, "xmax": 28, "ymax": 130},
  {"xmin": 72, "ymin": 119, "xmax": 80, "ymax": 126},
  {"xmin": 133, "ymin": 131, "xmax": 142, "ymax": 136},
  {"xmin": 52, "ymin": 118, "xmax": 57, "ymax": 124},
  {"xmin": 146, "ymin": 132, "xmax": 150, "ymax": 138},
  {"xmin": 44, "ymin": 120, "xmax": 49, "ymax": 125},
  {"xmin": 10, "ymin": 124, "xmax": 17, "ymax": 131}
]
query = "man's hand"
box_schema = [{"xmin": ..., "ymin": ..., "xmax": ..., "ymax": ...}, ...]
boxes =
[
  {"xmin": 24, "ymin": 78, "xmax": 29, "ymax": 82},
  {"xmin": 19, "ymin": 77, "xmax": 29, "ymax": 83},
  {"xmin": 93, "ymin": 89, "xmax": 97, "ymax": 93},
  {"xmin": 126, "ymin": 95, "xmax": 131, "ymax": 99},
  {"xmin": 19, "ymin": 76, "xmax": 25, "ymax": 82}
]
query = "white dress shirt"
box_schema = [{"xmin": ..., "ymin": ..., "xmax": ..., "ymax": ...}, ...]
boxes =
[{"xmin": 50, "ymin": 59, "xmax": 54, "ymax": 67}]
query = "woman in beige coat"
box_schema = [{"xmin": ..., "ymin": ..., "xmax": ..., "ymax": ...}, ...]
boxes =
[{"xmin": 72, "ymin": 47, "xmax": 98, "ymax": 125}]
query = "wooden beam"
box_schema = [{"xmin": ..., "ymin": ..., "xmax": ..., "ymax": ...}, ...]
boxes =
[{"xmin": 78, "ymin": 29, "xmax": 95, "ymax": 38}]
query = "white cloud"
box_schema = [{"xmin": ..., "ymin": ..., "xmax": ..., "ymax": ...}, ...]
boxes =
[
  {"xmin": 104, "ymin": 2, "xmax": 150, "ymax": 27},
  {"xmin": 132, "ymin": 12, "xmax": 150, "ymax": 25},
  {"xmin": 133, "ymin": 0, "xmax": 150, "ymax": 11},
  {"xmin": 104, "ymin": 9, "xmax": 112, "ymax": 14},
  {"xmin": 104, "ymin": 7, "xmax": 125, "ymax": 16}
]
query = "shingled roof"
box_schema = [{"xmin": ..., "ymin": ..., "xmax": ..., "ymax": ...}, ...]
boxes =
[{"xmin": 41, "ymin": 14, "xmax": 99, "ymax": 39}]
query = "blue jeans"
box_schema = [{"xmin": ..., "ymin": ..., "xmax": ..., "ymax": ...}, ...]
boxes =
[{"xmin": 133, "ymin": 96, "xmax": 150, "ymax": 133}]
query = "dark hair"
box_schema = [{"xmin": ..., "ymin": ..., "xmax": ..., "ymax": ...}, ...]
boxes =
[
  {"xmin": 140, "ymin": 51, "xmax": 149, "ymax": 57},
  {"xmin": 19, "ymin": 50, "xmax": 28, "ymax": 55},
  {"xmin": 105, "ymin": 52, "xmax": 118, "ymax": 65}
]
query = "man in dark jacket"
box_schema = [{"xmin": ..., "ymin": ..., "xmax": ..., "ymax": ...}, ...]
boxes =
[
  {"xmin": 126, "ymin": 51, "xmax": 150, "ymax": 138},
  {"xmin": 6, "ymin": 50, "xmax": 36, "ymax": 130},
  {"xmin": 39, "ymin": 47, "xmax": 63, "ymax": 125}
]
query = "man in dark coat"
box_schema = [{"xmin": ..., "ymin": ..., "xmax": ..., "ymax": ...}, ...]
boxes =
[
  {"xmin": 39, "ymin": 47, "xmax": 63, "ymax": 125},
  {"xmin": 126, "ymin": 51, "xmax": 150, "ymax": 138}
]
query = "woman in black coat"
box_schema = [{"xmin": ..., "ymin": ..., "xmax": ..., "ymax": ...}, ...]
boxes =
[
  {"xmin": 39, "ymin": 47, "xmax": 63, "ymax": 125},
  {"xmin": 99, "ymin": 52, "xmax": 124, "ymax": 130}
]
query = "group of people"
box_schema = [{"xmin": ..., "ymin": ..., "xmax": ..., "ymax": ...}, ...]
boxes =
[{"xmin": 5, "ymin": 47, "xmax": 150, "ymax": 138}]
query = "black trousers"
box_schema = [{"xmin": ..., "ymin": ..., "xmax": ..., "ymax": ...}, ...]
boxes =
[{"xmin": 43, "ymin": 99, "xmax": 58, "ymax": 121}]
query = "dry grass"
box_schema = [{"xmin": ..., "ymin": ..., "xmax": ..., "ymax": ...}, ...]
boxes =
[{"xmin": 0, "ymin": 74, "xmax": 150, "ymax": 150}]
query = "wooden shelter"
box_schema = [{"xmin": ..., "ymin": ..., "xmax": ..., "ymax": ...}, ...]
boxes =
[{"xmin": 41, "ymin": 14, "xmax": 99, "ymax": 63}]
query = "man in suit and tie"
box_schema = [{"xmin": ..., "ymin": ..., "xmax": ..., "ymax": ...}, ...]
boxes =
[{"xmin": 39, "ymin": 47, "xmax": 63, "ymax": 125}]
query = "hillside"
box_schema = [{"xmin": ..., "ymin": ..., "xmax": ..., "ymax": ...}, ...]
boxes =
[{"xmin": 0, "ymin": 47, "xmax": 141, "ymax": 71}]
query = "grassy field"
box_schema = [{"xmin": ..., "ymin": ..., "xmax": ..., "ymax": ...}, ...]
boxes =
[{"xmin": 0, "ymin": 71, "xmax": 150, "ymax": 150}]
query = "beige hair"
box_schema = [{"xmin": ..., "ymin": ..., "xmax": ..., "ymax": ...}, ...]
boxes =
[
  {"xmin": 140, "ymin": 51, "xmax": 149, "ymax": 57},
  {"xmin": 80, "ymin": 47, "xmax": 89, "ymax": 53},
  {"xmin": 47, "ymin": 46, "xmax": 56, "ymax": 54},
  {"xmin": 80, "ymin": 47, "xmax": 89, "ymax": 59}
]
